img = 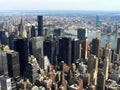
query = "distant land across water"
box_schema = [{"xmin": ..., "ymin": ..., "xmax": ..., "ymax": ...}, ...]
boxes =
[{"xmin": 1, "ymin": 10, "xmax": 120, "ymax": 16}]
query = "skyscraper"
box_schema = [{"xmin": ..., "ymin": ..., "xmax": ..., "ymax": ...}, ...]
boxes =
[
  {"xmin": 6, "ymin": 50, "xmax": 20, "ymax": 77},
  {"xmin": 18, "ymin": 17, "xmax": 27, "ymax": 38},
  {"xmin": 88, "ymin": 55, "xmax": 98, "ymax": 85},
  {"xmin": 0, "ymin": 51, "xmax": 8, "ymax": 75},
  {"xmin": 77, "ymin": 28, "xmax": 87, "ymax": 41},
  {"xmin": 116, "ymin": 38, "xmax": 120, "ymax": 54},
  {"xmin": 71, "ymin": 39, "xmax": 80, "ymax": 63},
  {"xmin": 38, "ymin": 16, "xmax": 43, "ymax": 36},
  {"xmin": 91, "ymin": 38, "xmax": 100, "ymax": 57},
  {"xmin": 96, "ymin": 15, "xmax": 100, "ymax": 27},
  {"xmin": 43, "ymin": 39, "xmax": 56, "ymax": 65},
  {"xmin": 24, "ymin": 55, "xmax": 39, "ymax": 83},
  {"xmin": 14, "ymin": 38, "xmax": 28, "ymax": 76},
  {"xmin": 81, "ymin": 37, "xmax": 88, "ymax": 59},
  {"xmin": 58, "ymin": 37, "xmax": 72, "ymax": 66},
  {"xmin": 54, "ymin": 28, "xmax": 63, "ymax": 36},
  {"xmin": 97, "ymin": 70, "xmax": 105, "ymax": 90},
  {"xmin": 29, "ymin": 36, "xmax": 44, "ymax": 63},
  {"xmin": 31, "ymin": 25, "xmax": 36, "ymax": 37}
]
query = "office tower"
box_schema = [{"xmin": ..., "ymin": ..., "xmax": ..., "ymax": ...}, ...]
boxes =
[
  {"xmin": 103, "ymin": 57, "xmax": 109, "ymax": 80},
  {"xmin": 31, "ymin": 25, "xmax": 36, "ymax": 37},
  {"xmin": 91, "ymin": 38, "xmax": 100, "ymax": 57},
  {"xmin": 38, "ymin": 16, "xmax": 43, "ymax": 36},
  {"xmin": 77, "ymin": 28, "xmax": 87, "ymax": 41},
  {"xmin": 6, "ymin": 50, "xmax": 20, "ymax": 77},
  {"xmin": 18, "ymin": 17, "xmax": 27, "ymax": 38},
  {"xmin": 0, "ymin": 76, "xmax": 12, "ymax": 90},
  {"xmin": 88, "ymin": 55, "xmax": 98, "ymax": 85},
  {"xmin": 96, "ymin": 15, "xmax": 100, "ymax": 27},
  {"xmin": 45, "ymin": 28, "xmax": 48, "ymax": 36},
  {"xmin": 104, "ymin": 42, "xmax": 112, "ymax": 62},
  {"xmin": 97, "ymin": 70, "xmax": 105, "ymax": 90},
  {"xmin": 8, "ymin": 33, "xmax": 15, "ymax": 50},
  {"xmin": 0, "ymin": 30, "xmax": 9, "ymax": 45},
  {"xmin": 81, "ymin": 37, "xmax": 88, "ymax": 59},
  {"xmin": 14, "ymin": 38, "xmax": 28, "ymax": 76},
  {"xmin": 116, "ymin": 38, "xmax": 120, "ymax": 54},
  {"xmin": 40, "ymin": 56, "xmax": 50, "ymax": 69},
  {"xmin": 29, "ymin": 36, "xmax": 44, "ymax": 64},
  {"xmin": 71, "ymin": 39, "xmax": 80, "ymax": 63},
  {"xmin": 43, "ymin": 39, "xmax": 56, "ymax": 65},
  {"xmin": 24, "ymin": 55, "xmax": 39, "ymax": 83},
  {"xmin": 58, "ymin": 37, "xmax": 72, "ymax": 66},
  {"xmin": 0, "ymin": 51, "xmax": 8, "ymax": 75},
  {"xmin": 54, "ymin": 28, "xmax": 63, "ymax": 36}
]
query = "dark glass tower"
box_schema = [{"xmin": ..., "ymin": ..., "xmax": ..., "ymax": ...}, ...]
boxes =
[
  {"xmin": 43, "ymin": 39, "xmax": 56, "ymax": 65},
  {"xmin": 14, "ymin": 38, "xmax": 28, "ymax": 76},
  {"xmin": 77, "ymin": 28, "xmax": 87, "ymax": 41},
  {"xmin": 0, "ymin": 51, "xmax": 8, "ymax": 75},
  {"xmin": 6, "ymin": 51, "xmax": 20, "ymax": 77},
  {"xmin": 91, "ymin": 38, "xmax": 100, "ymax": 57},
  {"xmin": 38, "ymin": 16, "xmax": 43, "ymax": 36},
  {"xmin": 58, "ymin": 37, "xmax": 72, "ymax": 66},
  {"xmin": 31, "ymin": 25, "xmax": 36, "ymax": 37},
  {"xmin": 116, "ymin": 38, "xmax": 120, "ymax": 54},
  {"xmin": 71, "ymin": 39, "xmax": 80, "ymax": 63}
]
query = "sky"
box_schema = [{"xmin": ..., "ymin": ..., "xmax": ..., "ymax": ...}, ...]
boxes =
[{"xmin": 0, "ymin": 0, "xmax": 120, "ymax": 11}]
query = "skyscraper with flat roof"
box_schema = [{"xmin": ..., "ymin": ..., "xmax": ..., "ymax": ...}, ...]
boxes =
[
  {"xmin": 116, "ymin": 38, "xmax": 120, "ymax": 54},
  {"xmin": 91, "ymin": 38, "xmax": 100, "ymax": 57},
  {"xmin": 14, "ymin": 38, "xmax": 28, "ymax": 76},
  {"xmin": 77, "ymin": 28, "xmax": 87, "ymax": 41},
  {"xmin": 58, "ymin": 37, "xmax": 72, "ymax": 66},
  {"xmin": 6, "ymin": 50, "xmax": 20, "ymax": 77},
  {"xmin": 38, "ymin": 16, "xmax": 43, "ymax": 36}
]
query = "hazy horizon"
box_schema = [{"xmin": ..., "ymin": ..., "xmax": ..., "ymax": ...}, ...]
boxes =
[{"xmin": 0, "ymin": 0, "xmax": 120, "ymax": 11}]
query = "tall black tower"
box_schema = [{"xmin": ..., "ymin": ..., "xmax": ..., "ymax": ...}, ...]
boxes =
[
  {"xmin": 58, "ymin": 37, "xmax": 72, "ymax": 66},
  {"xmin": 91, "ymin": 38, "xmax": 100, "ymax": 57},
  {"xmin": 116, "ymin": 38, "xmax": 120, "ymax": 54},
  {"xmin": 38, "ymin": 16, "xmax": 43, "ymax": 36},
  {"xmin": 43, "ymin": 39, "xmax": 56, "ymax": 65},
  {"xmin": 14, "ymin": 38, "xmax": 28, "ymax": 76},
  {"xmin": 6, "ymin": 50, "xmax": 20, "ymax": 77},
  {"xmin": 71, "ymin": 39, "xmax": 80, "ymax": 63}
]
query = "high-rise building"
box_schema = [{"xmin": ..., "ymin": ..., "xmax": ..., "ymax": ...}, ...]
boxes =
[
  {"xmin": 0, "ymin": 31, "xmax": 9, "ymax": 45},
  {"xmin": 0, "ymin": 51, "xmax": 8, "ymax": 75},
  {"xmin": 88, "ymin": 55, "xmax": 98, "ymax": 85},
  {"xmin": 96, "ymin": 15, "xmax": 100, "ymax": 27},
  {"xmin": 14, "ymin": 38, "xmax": 28, "ymax": 76},
  {"xmin": 54, "ymin": 28, "xmax": 63, "ymax": 36},
  {"xmin": 43, "ymin": 39, "xmax": 56, "ymax": 65},
  {"xmin": 71, "ymin": 39, "xmax": 80, "ymax": 63},
  {"xmin": 81, "ymin": 37, "xmax": 88, "ymax": 59},
  {"xmin": 91, "ymin": 38, "xmax": 100, "ymax": 57},
  {"xmin": 6, "ymin": 50, "xmax": 20, "ymax": 77},
  {"xmin": 0, "ymin": 76, "xmax": 12, "ymax": 90},
  {"xmin": 8, "ymin": 33, "xmax": 15, "ymax": 50},
  {"xmin": 103, "ymin": 57, "xmax": 109, "ymax": 80},
  {"xmin": 18, "ymin": 17, "xmax": 27, "ymax": 38},
  {"xmin": 29, "ymin": 36, "xmax": 44, "ymax": 64},
  {"xmin": 58, "ymin": 37, "xmax": 72, "ymax": 66},
  {"xmin": 24, "ymin": 55, "xmax": 39, "ymax": 83},
  {"xmin": 116, "ymin": 38, "xmax": 120, "ymax": 54},
  {"xmin": 97, "ymin": 70, "xmax": 105, "ymax": 90},
  {"xmin": 31, "ymin": 25, "xmax": 36, "ymax": 37},
  {"xmin": 38, "ymin": 16, "xmax": 43, "ymax": 36},
  {"xmin": 77, "ymin": 28, "xmax": 87, "ymax": 41}
]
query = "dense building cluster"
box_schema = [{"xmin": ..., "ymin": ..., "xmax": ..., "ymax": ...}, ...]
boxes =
[{"xmin": 0, "ymin": 15, "xmax": 120, "ymax": 90}]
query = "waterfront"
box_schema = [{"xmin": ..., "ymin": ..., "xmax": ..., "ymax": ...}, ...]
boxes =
[{"xmin": 64, "ymin": 30, "xmax": 120, "ymax": 49}]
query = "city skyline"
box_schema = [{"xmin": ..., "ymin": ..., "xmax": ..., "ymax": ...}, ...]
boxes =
[{"xmin": 0, "ymin": 0, "xmax": 120, "ymax": 11}]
